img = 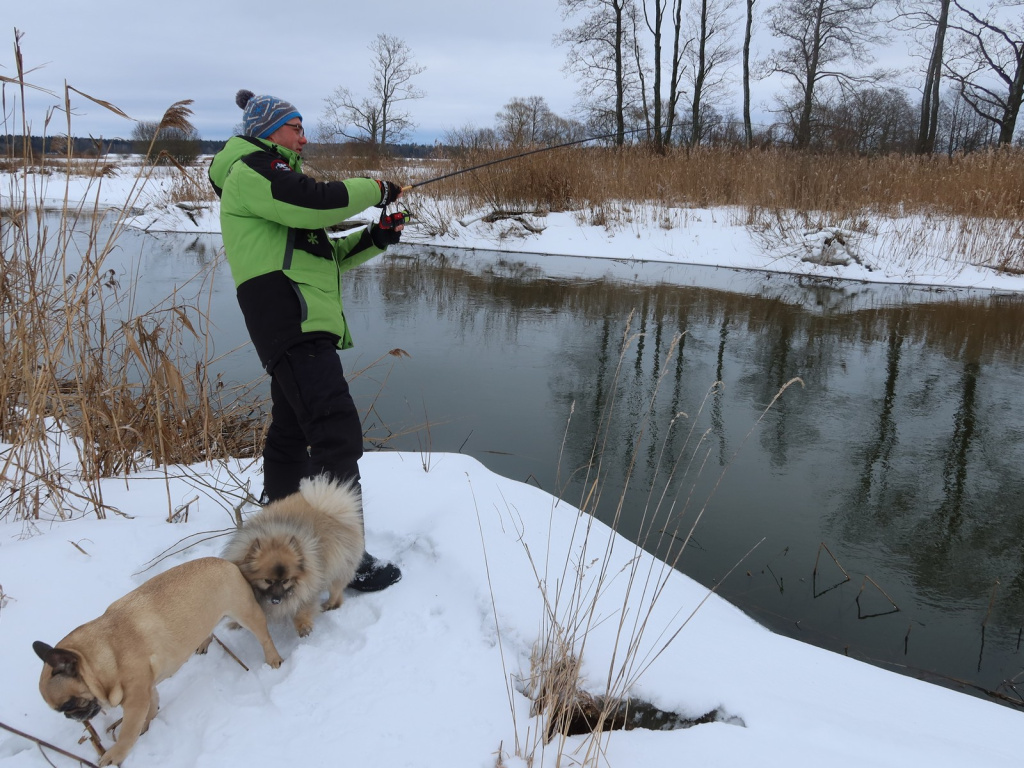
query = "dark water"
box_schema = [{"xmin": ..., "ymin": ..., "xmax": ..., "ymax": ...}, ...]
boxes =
[{"xmin": 120, "ymin": 227, "xmax": 1024, "ymax": 708}]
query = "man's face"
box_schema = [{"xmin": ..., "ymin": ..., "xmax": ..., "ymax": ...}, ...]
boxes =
[{"xmin": 268, "ymin": 119, "xmax": 307, "ymax": 153}]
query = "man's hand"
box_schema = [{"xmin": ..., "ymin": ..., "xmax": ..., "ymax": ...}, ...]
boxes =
[
  {"xmin": 370, "ymin": 209, "xmax": 409, "ymax": 248},
  {"xmin": 375, "ymin": 180, "xmax": 403, "ymax": 208}
]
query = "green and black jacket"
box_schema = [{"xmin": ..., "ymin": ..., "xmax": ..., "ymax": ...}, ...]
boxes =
[{"xmin": 209, "ymin": 135, "xmax": 385, "ymax": 372}]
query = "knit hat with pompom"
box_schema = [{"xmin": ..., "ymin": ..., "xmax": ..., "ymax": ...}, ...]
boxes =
[{"xmin": 235, "ymin": 89, "xmax": 301, "ymax": 139}]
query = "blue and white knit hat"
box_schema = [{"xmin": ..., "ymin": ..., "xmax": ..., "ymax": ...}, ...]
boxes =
[{"xmin": 236, "ymin": 89, "xmax": 301, "ymax": 139}]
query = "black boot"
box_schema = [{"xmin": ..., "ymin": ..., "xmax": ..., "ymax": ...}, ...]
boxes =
[{"xmin": 348, "ymin": 552, "xmax": 402, "ymax": 592}]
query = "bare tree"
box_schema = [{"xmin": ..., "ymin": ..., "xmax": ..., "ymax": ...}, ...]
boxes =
[
  {"xmin": 631, "ymin": 4, "xmax": 655, "ymax": 137},
  {"xmin": 494, "ymin": 96, "xmax": 587, "ymax": 147},
  {"xmin": 562, "ymin": 0, "xmax": 700, "ymax": 147},
  {"xmin": 743, "ymin": 0, "xmax": 757, "ymax": 146},
  {"xmin": 637, "ymin": 0, "xmax": 692, "ymax": 147},
  {"xmin": 443, "ymin": 123, "xmax": 500, "ymax": 152},
  {"xmin": 318, "ymin": 90, "xmax": 381, "ymax": 145},
  {"xmin": 642, "ymin": 0, "xmax": 667, "ymax": 146},
  {"xmin": 945, "ymin": 0, "xmax": 1024, "ymax": 146},
  {"xmin": 558, "ymin": 0, "xmax": 641, "ymax": 144},
  {"xmin": 320, "ymin": 34, "xmax": 426, "ymax": 150},
  {"xmin": 896, "ymin": 0, "xmax": 954, "ymax": 153},
  {"xmin": 679, "ymin": 102, "xmax": 742, "ymax": 144},
  {"xmin": 683, "ymin": 0, "xmax": 738, "ymax": 147},
  {"xmin": 920, "ymin": 0, "xmax": 954, "ymax": 153},
  {"xmin": 818, "ymin": 85, "xmax": 917, "ymax": 152},
  {"xmin": 762, "ymin": 0, "xmax": 892, "ymax": 148},
  {"xmin": 937, "ymin": 84, "xmax": 1001, "ymax": 151},
  {"xmin": 496, "ymin": 96, "xmax": 554, "ymax": 147},
  {"xmin": 666, "ymin": 0, "xmax": 689, "ymax": 144},
  {"xmin": 131, "ymin": 120, "xmax": 200, "ymax": 165},
  {"xmin": 549, "ymin": 113, "xmax": 591, "ymax": 142}
]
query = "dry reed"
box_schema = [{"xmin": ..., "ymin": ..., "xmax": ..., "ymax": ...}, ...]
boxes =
[
  {"xmin": 1, "ymin": 41, "xmax": 267, "ymax": 521},
  {"xmin": 313, "ymin": 144, "xmax": 1024, "ymax": 217},
  {"xmin": 312, "ymin": 143, "xmax": 1024, "ymax": 273}
]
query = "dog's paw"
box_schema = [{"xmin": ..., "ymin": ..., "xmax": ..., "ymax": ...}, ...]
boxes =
[
  {"xmin": 321, "ymin": 597, "xmax": 343, "ymax": 612},
  {"xmin": 294, "ymin": 607, "xmax": 316, "ymax": 637},
  {"xmin": 99, "ymin": 744, "xmax": 129, "ymax": 766},
  {"xmin": 266, "ymin": 652, "xmax": 284, "ymax": 669},
  {"xmin": 195, "ymin": 635, "xmax": 213, "ymax": 655},
  {"xmin": 295, "ymin": 614, "xmax": 315, "ymax": 636}
]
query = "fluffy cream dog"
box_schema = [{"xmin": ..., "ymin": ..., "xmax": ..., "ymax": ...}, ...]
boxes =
[{"xmin": 223, "ymin": 476, "xmax": 365, "ymax": 637}]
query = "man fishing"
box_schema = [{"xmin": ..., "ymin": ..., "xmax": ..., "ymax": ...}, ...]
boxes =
[{"xmin": 209, "ymin": 89, "xmax": 406, "ymax": 591}]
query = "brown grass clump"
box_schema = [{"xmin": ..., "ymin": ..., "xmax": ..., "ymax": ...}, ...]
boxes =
[
  {"xmin": 387, "ymin": 144, "xmax": 1024, "ymax": 219},
  {"xmin": 0, "ymin": 189, "xmax": 269, "ymax": 520},
  {"xmin": 1, "ymin": 40, "xmax": 266, "ymax": 521},
  {"xmin": 379, "ymin": 144, "xmax": 1024, "ymax": 274},
  {"xmin": 167, "ymin": 165, "xmax": 218, "ymax": 204}
]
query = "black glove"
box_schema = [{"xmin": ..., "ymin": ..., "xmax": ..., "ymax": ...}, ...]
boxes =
[
  {"xmin": 375, "ymin": 180, "xmax": 403, "ymax": 208},
  {"xmin": 370, "ymin": 209, "xmax": 408, "ymax": 248}
]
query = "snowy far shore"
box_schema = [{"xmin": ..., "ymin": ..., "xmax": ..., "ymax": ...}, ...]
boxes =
[{"xmin": 7, "ymin": 162, "xmax": 1024, "ymax": 293}]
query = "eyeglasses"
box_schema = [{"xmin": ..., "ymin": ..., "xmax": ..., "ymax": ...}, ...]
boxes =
[{"xmin": 282, "ymin": 121, "xmax": 305, "ymax": 137}]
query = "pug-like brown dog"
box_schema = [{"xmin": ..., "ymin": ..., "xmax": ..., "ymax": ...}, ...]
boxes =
[
  {"xmin": 33, "ymin": 557, "xmax": 283, "ymax": 767},
  {"xmin": 222, "ymin": 475, "xmax": 365, "ymax": 638}
]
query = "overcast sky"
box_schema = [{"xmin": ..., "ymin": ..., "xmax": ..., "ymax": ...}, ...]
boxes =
[
  {"xmin": 7, "ymin": 0, "xmax": 924, "ymax": 145},
  {"xmin": 7, "ymin": 0, "xmax": 583, "ymax": 143}
]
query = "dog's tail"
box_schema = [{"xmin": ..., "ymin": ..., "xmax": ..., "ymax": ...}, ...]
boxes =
[{"xmin": 298, "ymin": 475, "xmax": 363, "ymax": 524}]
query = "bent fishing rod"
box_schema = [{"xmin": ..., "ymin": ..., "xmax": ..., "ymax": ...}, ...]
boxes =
[{"xmin": 399, "ymin": 126, "xmax": 647, "ymax": 194}]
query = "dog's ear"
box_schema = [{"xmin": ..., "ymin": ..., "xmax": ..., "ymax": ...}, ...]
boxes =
[
  {"xmin": 33, "ymin": 641, "xmax": 81, "ymax": 677},
  {"xmin": 243, "ymin": 538, "xmax": 264, "ymax": 563},
  {"xmin": 32, "ymin": 640, "xmax": 55, "ymax": 663}
]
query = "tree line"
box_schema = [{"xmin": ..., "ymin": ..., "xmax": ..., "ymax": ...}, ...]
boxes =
[
  {"xmin": 0, "ymin": 134, "xmax": 224, "ymax": 160},
  {"xmin": 318, "ymin": 2, "xmax": 1023, "ymax": 156},
  {"xmin": 1, "ymin": 134, "xmax": 440, "ymax": 162},
  {"xmin": 554, "ymin": 0, "xmax": 1023, "ymax": 153}
]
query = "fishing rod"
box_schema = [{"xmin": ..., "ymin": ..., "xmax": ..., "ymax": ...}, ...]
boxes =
[{"xmin": 399, "ymin": 126, "xmax": 648, "ymax": 194}]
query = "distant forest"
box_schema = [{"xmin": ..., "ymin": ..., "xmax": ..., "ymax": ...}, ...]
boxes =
[{"xmin": 1, "ymin": 135, "xmax": 441, "ymax": 159}]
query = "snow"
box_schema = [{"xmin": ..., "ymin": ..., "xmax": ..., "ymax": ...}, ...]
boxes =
[
  {"xmin": 1, "ymin": 163, "xmax": 1022, "ymax": 767},
  {"xmin": 2, "ymin": 455, "xmax": 1021, "ymax": 767},
  {"xmin": 13, "ymin": 161, "xmax": 1023, "ymax": 292}
]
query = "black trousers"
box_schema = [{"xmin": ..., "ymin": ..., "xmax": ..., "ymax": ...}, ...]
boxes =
[{"xmin": 261, "ymin": 337, "xmax": 364, "ymax": 504}]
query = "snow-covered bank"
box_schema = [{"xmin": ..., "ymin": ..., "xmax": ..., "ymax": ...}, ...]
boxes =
[
  {"xmin": 1, "ymin": 453, "xmax": 1020, "ymax": 768},
  {"xmin": 127, "ymin": 197, "xmax": 1024, "ymax": 294}
]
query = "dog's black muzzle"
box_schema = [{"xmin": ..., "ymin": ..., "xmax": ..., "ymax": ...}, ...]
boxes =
[
  {"xmin": 263, "ymin": 581, "xmax": 293, "ymax": 605},
  {"xmin": 58, "ymin": 697, "xmax": 101, "ymax": 721}
]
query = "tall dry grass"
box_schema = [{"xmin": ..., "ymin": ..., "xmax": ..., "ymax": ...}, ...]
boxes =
[
  {"xmin": 392, "ymin": 145, "xmax": 1024, "ymax": 217},
  {"xmin": 312, "ymin": 144, "xmax": 1024, "ymax": 273},
  {"xmin": 1, "ymin": 53, "xmax": 267, "ymax": 521},
  {"xmin": 312, "ymin": 144, "xmax": 1024, "ymax": 216}
]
